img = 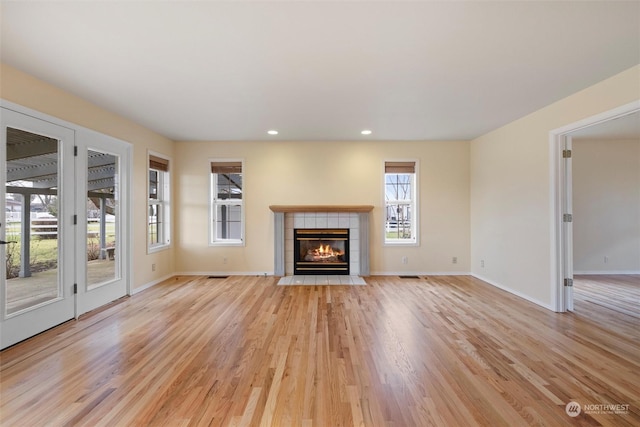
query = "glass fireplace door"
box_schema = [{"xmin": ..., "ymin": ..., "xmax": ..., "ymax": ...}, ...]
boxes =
[{"xmin": 294, "ymin": 229, "xmax": 349, "ymax": 275}]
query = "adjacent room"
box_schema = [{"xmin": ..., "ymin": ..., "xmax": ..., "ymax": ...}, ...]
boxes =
[{"xmin": 1, "ymin": 1, "xmax": 638, "ymax": 425}]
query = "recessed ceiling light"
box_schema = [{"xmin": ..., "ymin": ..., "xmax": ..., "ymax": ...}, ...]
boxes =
[
  {"xmin": 267, "ymin": 130, "xmax": 278, "ymax": 135},
  {"xmin": 361, "ymin": 129, "xmax": 372, "ymax": 135}
]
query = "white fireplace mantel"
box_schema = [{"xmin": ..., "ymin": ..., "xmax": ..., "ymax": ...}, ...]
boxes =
[{"xmin": 270, "ymin": 205, "xmax": 373, "ymax": 276}]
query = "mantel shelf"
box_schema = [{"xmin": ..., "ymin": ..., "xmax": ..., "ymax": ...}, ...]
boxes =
[{"xmin": 269, "ymin": 205, "xmax": 374, "ymax": 213}]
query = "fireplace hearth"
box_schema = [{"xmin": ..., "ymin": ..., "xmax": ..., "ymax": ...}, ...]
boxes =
[{"xmin": 294, "ymin": 229, "xmax": 349, "ymax": 275}]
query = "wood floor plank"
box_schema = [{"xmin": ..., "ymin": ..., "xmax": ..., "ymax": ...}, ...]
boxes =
[{"xmin": 1, "ymin": 274, "xmax": 639, "ymax": 426}]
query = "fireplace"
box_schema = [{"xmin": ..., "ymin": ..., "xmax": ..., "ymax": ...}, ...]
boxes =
[
  {"xmin": 294, "ymin": 228, "xmax": 350, "ymax": 275},
  {"xmin": 270, "ymin": 205, "xmax": 373, "ymax": 277}
]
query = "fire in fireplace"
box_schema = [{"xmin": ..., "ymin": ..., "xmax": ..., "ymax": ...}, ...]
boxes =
[{"xmin": 294, "ymin": 229, "xmax": 350, "ymax": 275}]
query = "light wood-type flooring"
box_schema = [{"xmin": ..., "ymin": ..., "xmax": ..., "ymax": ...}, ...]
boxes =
[{"xmin": 1, "ymin": 275, "xmax": 638, "ymax": 426}]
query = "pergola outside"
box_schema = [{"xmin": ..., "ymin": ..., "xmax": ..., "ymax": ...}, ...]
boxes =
[{"xmin": 5, "ymin": 127, "xmax": 117, "ymax": 278}]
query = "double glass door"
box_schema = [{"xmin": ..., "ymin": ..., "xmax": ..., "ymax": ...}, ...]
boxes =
[{"xmin": 1, "ymin": 107, "xmax": 130, "ymax": 349}]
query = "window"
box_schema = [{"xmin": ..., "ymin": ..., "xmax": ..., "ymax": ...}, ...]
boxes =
[
  {"xmin": 384, "ymin": 160, "xmax": 417, "ymax": 245},
  {"xmin": 210, "ymin": 160, "xmax": 244, "ymax": 245},
  {"xmin": 148, "ymin": 153, "xmax": 170, "ymax": 251}
]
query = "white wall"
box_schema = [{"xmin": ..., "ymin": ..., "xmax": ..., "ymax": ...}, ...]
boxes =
[
  {"xmin": 470, "ymin": 65, "xmax": 640, "ymax": 309},
  {"xmin": 572, "ymin": 139, "xmax": 640, "ymax": 273}
]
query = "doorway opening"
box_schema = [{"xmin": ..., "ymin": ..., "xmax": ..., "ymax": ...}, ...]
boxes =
[{"xmin": 551, "ymin": 101, "xmax": 640, "ymax": 312}]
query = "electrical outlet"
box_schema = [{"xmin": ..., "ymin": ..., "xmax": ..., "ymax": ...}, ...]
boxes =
[
  {"xmin": 604, "ymin": 256, "xmax": 609, "ymax": 264},
  {"xmin": 223, "ymin": 257, "xmax": 228, "ymax": 264},
  {"xmin": 481, "ymin": 260, "xmax": 485, "ymax": 268},
  {"xmin": 402, "ymin": 256, "xmax": 408, "ymax": 264},
  {"xmin": 152, "ymin": 263, "xmax": 156, "ymax": 272},
  {"xmin": 452, "ymin": 256, "xmax": 458, "ymax": 264}
]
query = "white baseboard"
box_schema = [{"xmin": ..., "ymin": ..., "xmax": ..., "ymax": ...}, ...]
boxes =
[
  {"xmin": 369, "ymin": 271, "xmax": 471, "ymax": 276},
  {"xmin": 574, "ymin": 270, "xmax": 640, "ymax": 275},
  {"xmin": 471, "ymin": 274, "xmax": 555, "ymax": 311},
  {"xmin": 139, "ymin": 272, "xmax": 469, "ymax": 287},
  {"xmin": 132, "ymin": 273, "xmax": 174, "ymax": 295},
  {"xmin": 175, "ymin": 271, "xmax": 275, "ymax": 277}
]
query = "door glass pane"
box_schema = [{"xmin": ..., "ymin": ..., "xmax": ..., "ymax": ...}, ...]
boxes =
[
  {"xmin": 86, "ymin": 150, "xmax": 119, "ymax": 290},
  {"xmin": 5, "ymin": 127, "xmax": 60, "ymax": 315}
]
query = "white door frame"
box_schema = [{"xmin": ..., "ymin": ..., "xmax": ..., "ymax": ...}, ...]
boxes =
[{"xmin": 550, "ymin": 100, "xmax": 640, "ymax": 312}]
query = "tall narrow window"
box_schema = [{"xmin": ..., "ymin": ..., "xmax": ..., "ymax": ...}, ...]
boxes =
[
  {"xmin": 384, "ymin": 160, "xmax": 418, "ymax": 245},
  {"xmin": 210, "ymin": 160, "xmax": 244, "ymax": 245},
  {"xmin": 148, "ymin": 153, "xmax": 170, "ymax": 251}
]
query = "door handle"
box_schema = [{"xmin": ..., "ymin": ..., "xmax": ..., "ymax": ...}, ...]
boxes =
[{"xmin": 0, "ymin": 241, "xmax": 16, "ymax": 245}]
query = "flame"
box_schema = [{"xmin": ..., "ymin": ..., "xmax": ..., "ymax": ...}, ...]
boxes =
[
  {"xmin": 303, "ymin": 241, "xmax": 345, "ymax": 262},
  {"xmin": 313, "ymin": 244, "xmax": 343, "ymax": 257}
]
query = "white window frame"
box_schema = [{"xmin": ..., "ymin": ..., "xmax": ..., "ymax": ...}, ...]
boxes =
[
  {"xmin": 383, "ymin": 160, "xmax": 419, "ymax": 246},
  {"xmin": 147, "ymin": 152, "xmax": 171, "ymax": 253},
  {"xmin": 210, "ymin": 159, "xmax": 245, "ymax": 246}
]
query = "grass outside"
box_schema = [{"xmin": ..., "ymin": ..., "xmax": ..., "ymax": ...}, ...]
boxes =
[{"xmin": 5, "ymin": 220, "xmax": 116, "ymax": 278}]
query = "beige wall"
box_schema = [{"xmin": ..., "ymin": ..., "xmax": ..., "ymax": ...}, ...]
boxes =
[
  {"xmin": 470, "ymin": 65, "xmax": 640, "ymax": 308},
  {"xmin": 1, "ymin": 63, "xmax": 176, "ymax": 291},
  {"xmin": 174, "ymin": 140, "xmax": 470, "ymax": 275},
  {"xmin": 572, "ymin": 139, "xmax": 640, "ymax": 273}
]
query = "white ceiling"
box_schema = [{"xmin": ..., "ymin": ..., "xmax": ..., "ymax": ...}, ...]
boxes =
[{"xmin": 1, "ymin": 1, "xmax": 639, "ymax": 142}]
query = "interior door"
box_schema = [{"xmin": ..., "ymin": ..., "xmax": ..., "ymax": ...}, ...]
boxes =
[
  {"xmin": 75, "ymin": 129, "xmax": 129, "ymax": 316},
  {"xmin": 563, "ymin": 136, "xmax": 574, "ymax": 311},
  {"xmin": 1, "ymin": 108, "xmax": 76, "ymax": 349}
]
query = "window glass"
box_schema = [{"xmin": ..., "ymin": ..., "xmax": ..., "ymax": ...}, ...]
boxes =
[
  {"xmin": 148, "ymin": 154, "xmax": 170, "ymax": 251},
  {"xmin": 211, "ymin": 161, "xmax": 244, "ymax": 245},
  {"xmin": 384, "ymin": 161, "xmax": 417, "ymax": 244}
]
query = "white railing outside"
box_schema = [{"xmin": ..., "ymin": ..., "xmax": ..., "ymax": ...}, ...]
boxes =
[{"xmin": 4, "ymin": 215, "xmax": 115, "ymax": 237}]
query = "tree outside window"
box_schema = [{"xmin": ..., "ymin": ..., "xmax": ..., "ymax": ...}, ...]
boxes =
[{"xmin": 384, "ymin": 161, "xmax": 417, "ymax": 244}]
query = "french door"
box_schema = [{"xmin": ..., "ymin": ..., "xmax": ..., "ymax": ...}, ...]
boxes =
[
  {"xmin": 1, "ymin": 106, "xmax": 130, "ymax": 349},
  {"xmin": 75, "ymin": 129, "xmax": 129, "ymax": 315},
  {"xmin": 1, "ymin": 108, "xmax": 76, "ymax": 348}
]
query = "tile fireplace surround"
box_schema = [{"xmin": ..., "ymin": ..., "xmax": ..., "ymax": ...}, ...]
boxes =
[{"xmin": 270, "ymin": 205, "xmax": 373, "ymax": 277}]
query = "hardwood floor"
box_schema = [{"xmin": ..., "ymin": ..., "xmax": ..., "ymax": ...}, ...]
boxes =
[
  {"xmin": 574, "ymin": 274, "xmax": 640, "ymax": 323},
  {"xmin": 1, "ymin": 275, "xmax": 639, "ymax": 426}
]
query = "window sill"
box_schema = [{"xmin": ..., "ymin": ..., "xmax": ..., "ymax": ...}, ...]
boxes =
[
  {"xmin": 210, "ymin": 240, "xmax": 245, "ymax": 247},
  {"xmin": 384, "ymin": 240, "xmax": 419, "ymax": 247},
  {"xmin": 148, "ymin": 243, "xmax": 171, "ymax": 254}
]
